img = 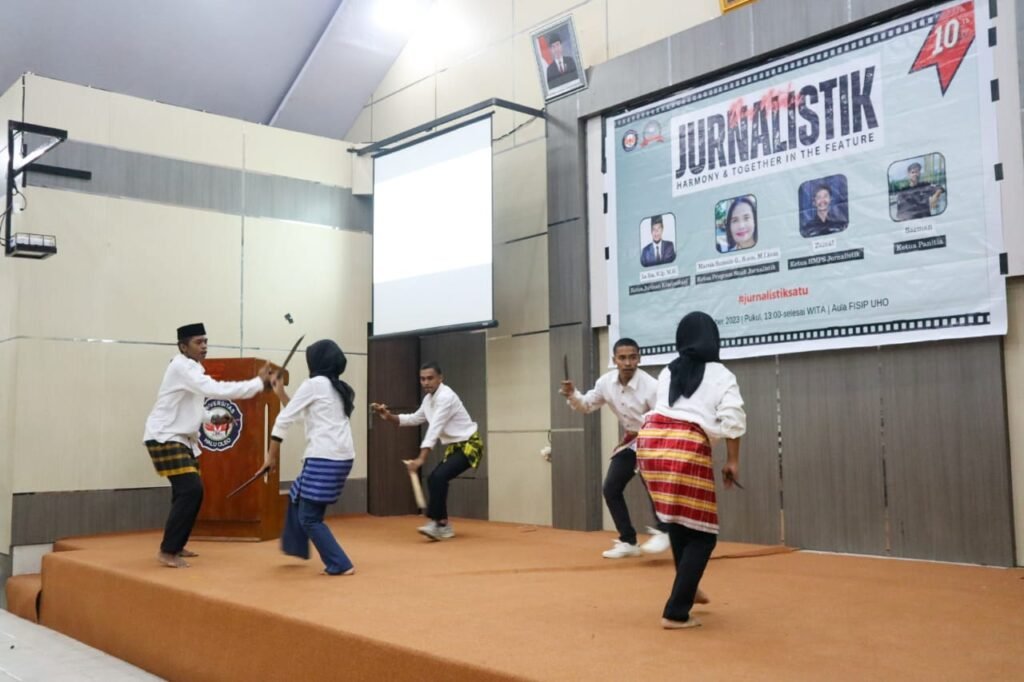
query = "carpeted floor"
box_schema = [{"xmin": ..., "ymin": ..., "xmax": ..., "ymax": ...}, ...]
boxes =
[{"xmin": 32, "ymin": 515, "xmax": 1024, "ymax": 681}]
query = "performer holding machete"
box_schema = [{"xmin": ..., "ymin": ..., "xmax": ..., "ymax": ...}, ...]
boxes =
[
  {"xmin": 143, "ymin": 322, "xmax": 272, "ymax": 568},
  {"xmin": 259, "ymin": 339, "xmax": 358, "ymax": 576},
  {"xmin": 370, "ymin": 361, "xmax": 483, "ymax": 541}
]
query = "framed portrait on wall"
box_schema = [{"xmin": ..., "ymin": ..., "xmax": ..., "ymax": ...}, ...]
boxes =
[
  {"xmin": 720, "ymin": 0, "xmax": 758, "ymax": 12},
  {"xmin": 531, "ymin": 17, "xmax": 587, "ymax": 101}
]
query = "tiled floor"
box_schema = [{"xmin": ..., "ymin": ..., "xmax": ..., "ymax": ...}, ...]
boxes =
[{"xmin": 0, "ymin": 610, "xmax": 161, "ymax": 681}]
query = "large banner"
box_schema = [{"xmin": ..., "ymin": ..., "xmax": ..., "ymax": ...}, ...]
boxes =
[{"xmin": 605, "ymin": 0, "xmax": 1006, "ymax": 362}]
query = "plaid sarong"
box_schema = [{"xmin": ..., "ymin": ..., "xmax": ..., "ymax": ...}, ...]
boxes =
[
  {"xmin": 445, "ymin": 432, "xmax": 484, "ymax": 469},
  {"xmin": 636, "ymin": 413, "xmax": 718, "ymax": 534},
  {"xmin": 145, "ymin": 440, "xmax": 198, "ymax": 477}
]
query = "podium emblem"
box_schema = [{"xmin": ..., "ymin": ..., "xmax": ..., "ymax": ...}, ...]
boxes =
[{"xmin": 200, "ymin": 399, "xmax": 244, "ymax": 451}]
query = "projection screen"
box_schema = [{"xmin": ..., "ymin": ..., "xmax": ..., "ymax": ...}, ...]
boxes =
[{"xmin": 372, "ymin": 115, "xmax": 494, "ymax": 337}]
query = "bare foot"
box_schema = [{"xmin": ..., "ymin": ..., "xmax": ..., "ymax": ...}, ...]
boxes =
[
  {"xmin": 157, "ymin": 552, "xmax": 189, "ymax": 568},
  {"xmin": 177, "ymin": 549, "xmax": 199, "ymax": 558},
  {"xmin": 694, "ymin": 588, "xmax": 710, "ymax": 604},
  {"xmin": 662, "ymin": 617, "xmax": 701, "ymax": 629}
]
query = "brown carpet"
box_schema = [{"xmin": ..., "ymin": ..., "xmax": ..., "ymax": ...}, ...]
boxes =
[
  {"xmin": 4, "ymin": 574, "xmax": 41, "ymax": 622},
  {"xmin": 35, "ymin": 515, "xmax": 1024, "ymax": 681}
]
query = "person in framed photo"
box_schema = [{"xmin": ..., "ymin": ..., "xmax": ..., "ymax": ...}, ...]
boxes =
[
  {"xmin": 546, "ymin": 33, "xmax": 579, "ymax": 90},
  {"xmin": 641, "ymin": 214, "xmax": 676, "ymax": 267},
  {"xmin": 533, "ymin": 18, "xmax": 587, "ymax": 100}
]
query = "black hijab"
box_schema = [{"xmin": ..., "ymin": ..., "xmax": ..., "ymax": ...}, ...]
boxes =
[
  {"xmin": 306, "ymin": 339, "xmax": 355, "ymax": 417},
  {"xmin": 667, "ymin": 312, "xmax": 721, "ymax": 404}
]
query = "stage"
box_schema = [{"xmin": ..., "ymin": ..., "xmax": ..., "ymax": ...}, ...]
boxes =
[{"xmin": 15, "ymin": 515, "xmax": 1024, "ymax": 681}]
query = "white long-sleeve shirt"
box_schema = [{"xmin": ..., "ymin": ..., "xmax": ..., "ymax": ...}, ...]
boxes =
[
  {"xmin": 398, "ymin": 383, "xmax": 477, "ymax": 449},
  {"xmin": 565, "ymin": 369, "xmax": 657, "ymax": 432},
  {"xmin": 651, "ymin": 362, "xmax": 746, "ymax": 440},
  {"xmin": 271, "ymin": 376, "xmax": 355, "ymax": 462},
  {"xmin": 143, "ymin": 354, "xmax": 264, "ymax": 454}
]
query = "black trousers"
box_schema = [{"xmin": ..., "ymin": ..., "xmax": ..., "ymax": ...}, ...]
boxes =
[
  {"xmin": 426, "ymin": 450, "xmax": 471, "ymax": 522},
  {"xmin": 161, "ymin": 472, "xmax": 203, "ymax": 554},
  {"xmin": 603, "ymin": 448, "xmax": 668, "ymax": 545},
  {"xmin": 663, "ymin": 523, "xmax": 717, "ymax": 622}
]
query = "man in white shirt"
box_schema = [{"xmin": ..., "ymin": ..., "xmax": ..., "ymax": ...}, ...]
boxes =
[
  {"xmin": 372, "ymin": 362, "xmax": 483, "ymax": 541},
  {"xmin": 560, "ymin": 338, "xmax": 670, "ymax": 558},
  {"xmin": 143, "ymin": 323, "xmax": 271, "ymax": 568}
]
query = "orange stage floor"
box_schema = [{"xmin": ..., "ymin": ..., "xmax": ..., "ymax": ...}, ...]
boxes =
[{"xmin": 28, "ymin": 515, "xmax": 1024, "ymax": 681}]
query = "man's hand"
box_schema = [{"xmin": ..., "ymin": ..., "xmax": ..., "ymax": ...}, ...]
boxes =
[
  {"xmin": 404, "ymin": 458, "xmax": 423, "ymax": 473},
  {"xmin": 257, "ymin": 362, "xmax": 273, "ymax": 390},
  {"xmin": 370, "ymin": 403, "xmax": 396, "ymax": 422},
  {"xmin": 559, "ymin": 380, "xmax": 575, "ymax": 397}
]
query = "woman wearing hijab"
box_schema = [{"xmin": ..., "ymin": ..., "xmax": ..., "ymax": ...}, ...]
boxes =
[
  {"xmin": 260, "ymin": 339, "xmax": 357, "ymax": 576},
  {"xmin": 636, "ymin": 312, "xmax": 746, "ymax": 629}
]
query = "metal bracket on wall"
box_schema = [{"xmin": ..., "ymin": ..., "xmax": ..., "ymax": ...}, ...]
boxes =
[
  {"xmin": 350, "ymin": 98, "xmax": 546, "ymax": 157},
  {"xmin": 4, "ymin": 120, "xmax": 68, "ymax": 258}
]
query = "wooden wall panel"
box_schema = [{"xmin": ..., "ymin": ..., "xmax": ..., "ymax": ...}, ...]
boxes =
[
  {"xmin": 367, "ymin": 337, "xmax": 420, "ymax": 515},
  {"xmin": 882, "ymin": 339, "xmax": 1015, "ymax": 566},
  {"xmin": 716, "ymin": 356, "xmax": 783, "ymax": 545},
  {"xmin": 779, "ymin": 349, "xmax": 886, "ymax": 554},
  {"xmin": 549, "ymin": 325, "xmax": 603, "ymax": 531}
]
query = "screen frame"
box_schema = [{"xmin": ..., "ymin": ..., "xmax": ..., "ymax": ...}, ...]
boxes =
[{"xmin": 370, "ymin": 113, "xmax": 497, "ymax": 339}]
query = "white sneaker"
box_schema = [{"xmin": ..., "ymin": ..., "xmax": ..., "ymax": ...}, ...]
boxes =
[
  {"xmin": 640, "ymin": 527, "xmax": 670, "ymax": 554},
  {"xmin": 602, "ymin": 540, "xmax": 641, "ymax": 558},
  {"xmin": 436, "ymin": 524, "xmax": 455, "ymax": 539},
  {"xmin": 417, "ymin": 521, "xmax": 443, "ymax": 541}
]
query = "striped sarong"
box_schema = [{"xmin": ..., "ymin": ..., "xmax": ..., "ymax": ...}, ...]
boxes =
[
  {"xmin": 445, "ymin": 432, "xmax": 484, "ymax": 469},
  {"xmin": 145, "ymin": 440, "xmax": 198, "ymax": 477},
  {"xmin": 289, "ymin": 457, "xmax": 353, "ymax": 504},
  {"xmin": 636, "ymin": 413, "xmax": 718, "ymax": 534}
]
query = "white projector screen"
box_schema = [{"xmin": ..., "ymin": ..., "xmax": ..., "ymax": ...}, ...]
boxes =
[{"xmin": 372, "ymin": 116, "xmax": 494, "ymax": 337}]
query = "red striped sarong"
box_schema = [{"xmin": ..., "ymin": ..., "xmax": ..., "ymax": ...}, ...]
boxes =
[{"xmin": 636, "ymin": 413, "xmax": 718, "ymax": 534}]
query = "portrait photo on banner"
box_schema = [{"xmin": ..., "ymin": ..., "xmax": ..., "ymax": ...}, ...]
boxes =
[
  {"xmin": 798, "ymin": 174, "xmax": 850, "ymax": 238},
  {"xmin": 639, "ymin": 213, "xmax": 677, "ymax": 268},
  {"xmin": 531, "ymin": 16, "xmax": 587, "ymax": 101},
  {"xmin": 715, "ymin": 194, "xmax": 758, "ymax": 253},
  {"xmin": 887, "ymin": 153, "xmax": 948, "ymax": 222}
]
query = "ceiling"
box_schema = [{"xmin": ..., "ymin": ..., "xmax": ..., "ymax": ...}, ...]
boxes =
[{"xmin": 0, "ymin": 0, "xmax": 429, "ymax": 141}]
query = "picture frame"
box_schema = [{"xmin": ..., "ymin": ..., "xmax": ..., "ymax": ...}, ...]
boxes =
[
  {"xmin": 719, "ymin": 0, "xmax": 758, "ymax": 12},
  {"xmin": 530, "ymin": 16, "xmax": 588, "ymax": 102}
]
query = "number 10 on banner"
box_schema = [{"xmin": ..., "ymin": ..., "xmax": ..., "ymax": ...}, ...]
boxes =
[{"xmin": 910, "ymin": 1, "xmax": 976, "ymax": 95}]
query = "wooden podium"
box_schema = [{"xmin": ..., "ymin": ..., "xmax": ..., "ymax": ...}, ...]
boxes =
[{"xmin": 192, "ymin": 357, "xmax": 286, "ymax": 541}]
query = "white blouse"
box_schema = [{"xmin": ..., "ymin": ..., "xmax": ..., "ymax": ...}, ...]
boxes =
[
  {"xmin": 271, "ymin": 376, "xmax": 355, "ymax": 462},
  {"xmin": 651, "ymin": 362, "xmax": 746, "ymax": 440}
]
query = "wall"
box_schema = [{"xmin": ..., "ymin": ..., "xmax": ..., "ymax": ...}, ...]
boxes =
[
  {"xmin": 1, "ymin": 74, "xmax": 370, "ymax": 558},
  {"xmin": 352, "ymin": 0, "xmax": 1022, "ymax": 566},
  {"xmin": 348, "ymin": 0, "xmax": 724, "ymax": 528},
  {"xmin": 0, "ymin": 76, "xmax": 24, "ymax": 566}
]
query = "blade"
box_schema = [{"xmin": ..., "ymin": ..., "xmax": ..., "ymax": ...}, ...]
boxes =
[
  {"xmin": 280, "ymin": 335, "xmax": 305, "ymax": 371},
  {"xmin": 563, "ymin": 354, "xmax": 569, "ymax": 381},
  {"xmin": 226, "ymin": 466, "xmax": 270, "ymax": 498}
]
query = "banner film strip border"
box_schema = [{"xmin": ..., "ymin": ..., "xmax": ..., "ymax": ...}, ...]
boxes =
[
  {"xmin": 639, "ymin": 313, "xmax": 992, "ymax": 355},
  {"xmin": 615, "ymin": 11, "xmax": 941, "ymax": 129}
]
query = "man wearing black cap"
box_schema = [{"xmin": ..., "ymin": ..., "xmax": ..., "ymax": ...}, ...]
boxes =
[
  {"xmin": 895, "ymin": 161, "xmax": 944, "ymax": 220},
  {"xmin": 144, "ymin": 323, "xmax": 272, "ymax": 568}
]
